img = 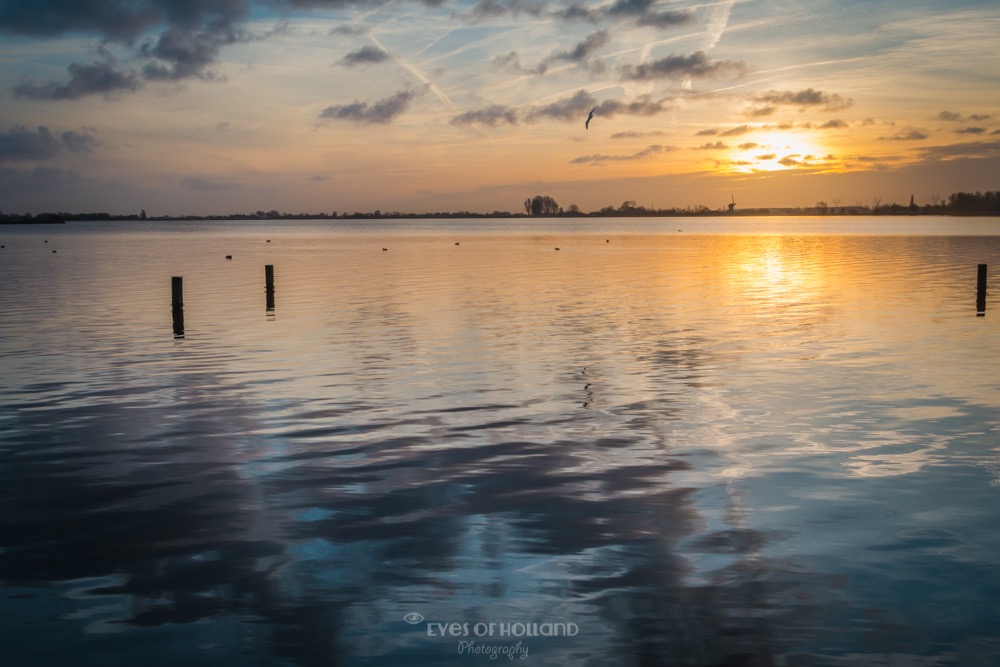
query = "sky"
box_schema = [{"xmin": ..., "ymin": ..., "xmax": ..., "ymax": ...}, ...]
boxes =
[{"xmin": 0, "ymin": 0, "xmax": 998, "ymax": 216}]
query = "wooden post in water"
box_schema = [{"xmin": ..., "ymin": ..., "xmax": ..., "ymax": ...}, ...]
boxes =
[
  {"xmin": 171, "ymin": 276, "xmax": 185, "ymax": 337},
  {"xmin": 265, "ymin": 264, "xmax": 275, "ymax": 312},
  {"xmin": 977, "ymin": 264, "xmax": 987, "ymax": 315}
]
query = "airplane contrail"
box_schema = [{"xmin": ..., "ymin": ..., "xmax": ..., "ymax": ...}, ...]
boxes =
[
  {"xmin": 703, "ymin": 0, "xmax": 738, "ymax": 50},
  {"xmin": 368, "ymin": 33, "xmax": 456, "ymax": 110}
]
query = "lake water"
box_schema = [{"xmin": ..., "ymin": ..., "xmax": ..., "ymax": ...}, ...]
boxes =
[{"xmin": 2, "ymin": 216, "xmax": 999, "ymax": 666}]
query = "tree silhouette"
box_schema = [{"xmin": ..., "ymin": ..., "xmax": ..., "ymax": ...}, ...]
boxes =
[{"xmin": 526, "ymin": 195, "xmax": 560, "ymax": 216}]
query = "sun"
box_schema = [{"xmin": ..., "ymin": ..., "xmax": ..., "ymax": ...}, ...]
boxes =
[{"xmin": 724, "ymin": 131, "xmax": 829, "ymax": 174}]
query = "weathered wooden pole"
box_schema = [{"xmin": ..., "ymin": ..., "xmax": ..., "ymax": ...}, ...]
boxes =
[
  {"xmin": 171, "ymin": 276, "xmax": 185, "ymax": 337},
  {"xmin": 265, "ymin": 264, "xmax": 275, "ymax": 312},
  {"xmin": 977, "ymin": 264, "xmax": 987, "ymax": 315}
]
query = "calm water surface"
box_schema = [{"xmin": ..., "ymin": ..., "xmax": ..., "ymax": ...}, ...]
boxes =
[{"xmin": 2, "ymin": 217, "xmax": 999, "ymax": 666}]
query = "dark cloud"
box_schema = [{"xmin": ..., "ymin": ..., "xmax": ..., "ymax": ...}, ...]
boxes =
[
  {"xmin": 450, "ymin": 104, "xmax": 518, "ymax": 127},
  {"xmin": 755, "ymin": 153, "xmax": 776, "ymax": 160},
  {"xmin": 695, "ymin": 128, "xmax": 718, "ymax": 136},
  {"xmin": 3, "ymin": 0, "xmax": 254, "ymax": 97},
  {"xmin": 180, "ymin": 176, "xmax": 242, "ymax": 191},
  {"xmin": 718, "ymin": 125, "xmax": 751, "ymax": 137},
  {"xmin": 319, "ymin": 89, "xmax": 418, "ymax": 124},
  {"xmin": 0, "ymin": 0, "xmax": 161, "ymax": 40},
  {"xmin": 495, "ymin": 31, "xmax": 609, "ymax": 76},
  {"xmin": 738, "ymin": 142, "xmax": 758, "ymax": 150},
  {"xmin": 546, "ymin": 29, "xmax": 608, "ymax": 65},
  {"xmin": 526, "ymin": 89, "xmax": 596, "ymax": 122},
  {"xmin": 0, "ymin": 125, "xmax": 61, "ymax": 161},
  {"xmin": 570, "ymin": 144, "xmax": 674, "ymax": 164},
  {"xmin": 750, "ymin": 88, "xmax": 853, "ymax": 113},
  {"xmin": 696, "ymin": 141, "xmax": 728, "ymax": 150},
  {"xmin": 339, "ymin": 45, "xmax": 389, "ymax": 67},
  {"xmin": 778, "ymin": 155, "xmax": 800, "ymax": 166},
  {"xmin": 477, "ymin": 0, "xmax": 692, "ymax": 29},
  {"xmin": 955, "ymin": 127, "xmax": 985, "ymax": 135},
  {"xmin": 610, "ymin": 130, "xmax": 666, "ymax": 139},
  {"xmin": 880, "ymin": 127, "xmax": 929, "ymax": 141},
  {"xmin": 465, "ymin": 0, "xmax": 545, "ymax": 20},
  {"xmin": 13, "ymin": 59, "xmax": 141, "ymax": 100},
  {"xmin": 915, "ymin": 140, "xmax": 1000, "ymax": 160},
  {"xmin": 525, "ymin": 89, "xmax": 671, "ymax": 123},
  {"xmin": 620, "ymin": 51, "xmax": 745, "ymax": 81},
  {"xmin": 0, "ymin": 125, "xmax": 100, "ymax": 161},
  {"xmin": 606, "ymin": 0, "xmax": 693, "ymax": 28},
  {"xmin": 60, "ymin": 128, "xmax": 100, "ymax": 152},
  {"xmin": 937, "ymin": 111, "xmax": 992, "ymax": 123},
  {"xmin": 818, "ymin": 119, "xmax": 849, "ymax": 129}
]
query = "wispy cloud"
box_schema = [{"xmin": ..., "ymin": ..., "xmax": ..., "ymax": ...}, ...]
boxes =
[
  {"xmin": 451, "ymin": 104, "xmax": 519, "ymax": 127},
  {"xmin": 620, "ymin": 51, "xmax": 746, "ymax": 81},
  {"xmin": 880, "ymin": 127, "xmax": 930, "ymax": 141},
  {"xmin": 611, "ymin": 130, "xmax": 667, "ymax": 139},
  {"xmin": 319, "ymin": 90, "xmax": 420, "ymax": 124},
  {"xmin": 13, "ymin": 58, "xmax": 141, "ymax": 100},
  {"xmin": 570, "ymin": 144, "xmax": 674, "ymax": 165},
  {"xmin": 747, "ymin": 88, "xmax": 854, "ymax": 116}
]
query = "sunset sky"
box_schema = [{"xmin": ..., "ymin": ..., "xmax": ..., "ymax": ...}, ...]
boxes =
[{"xmin": 0, "ymin": 0, "xmax": 998, "ymax": 216}]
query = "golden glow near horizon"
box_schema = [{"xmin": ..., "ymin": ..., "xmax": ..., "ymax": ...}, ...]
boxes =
[
  {"xmin": 719, "ymin": 130, "xmax": 833, "ymax": 174},
  {"xmin": 0, "ymin": 1, "xmax": 998, "ymax": 214}
]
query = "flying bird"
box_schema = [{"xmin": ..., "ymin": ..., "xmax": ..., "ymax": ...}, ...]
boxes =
[{"xmin": 585, "ymin": 107, "xmax": 597, "ymax": 130}]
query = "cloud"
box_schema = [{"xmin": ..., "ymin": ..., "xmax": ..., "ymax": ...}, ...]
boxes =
[
  {"xmin": 13, "ymin": 59, "xmax": 141, "ymax": 100},
  {"xmin": 450, "ymin": 104, "xmax": 518, "ymax": 127},
  {"xmin": 738, "ymin": 142, "xmax": 757, "ymax": 150},
  {"xmin": 606, "ymin": 0, "xmax": 693, "ymax": 28},
  {"xmin": 339, "ymin": 45, "xmax": 389, "ymax": 67},
  {"xmin": 0, "ymin": 125, "xmax": 61, "ymax": 161},
  {"xmin": 465, "ymin": 0, "xmax": 546, "ymax": 20},
  {"xmin": 937, "ymin": 111, "xmax": 992, "ymax": 123},
  {"xmin": 3, "ymin": 0, "xmax": 254, "ymax": 97},
  {"xmin": 778, "ymin": 155, "xmax": 800, "ymax": 166},
  {"xmin": 495, "ymin": 31, "xmax": 609, "ymax": 76},
  {"xmin": 915, "ymin": 140, "xmax": 1000, "ymax": 161},
  {"xmin": 755, "ymin": 153, "xmax": 776, "ymax": 160},
  {"xmin": 319, "ymin": 90, "xmax": 418, "ymax": 124},
  {"xmin": 570, "ymin": 144, "xmax": 674, "ymax": 164},
  {"xmin": 818, "ymin": 119, "xmax": 849, "ymax": 129},
  {"xmin": 180, "ymin": 176, "xmax": 242, "ymax": 191},
  {"xmin": 525, "ymin": 89, "xmax": 671, "ymax": 123},
  {"xmin": 60, "ymin": 128, "xmax": 100, "ymax": 152},
  {"xmin": 620, "ymin": 51, "xmax": 745, "ymax": 81},
  {"xmin": 610, "ymin": 130, "xmax": 666, "ymax": 139},
  {"xmin": 880, "ymin": 127, "xmax": 929, "ymax": 141},
  {"xmin": 749, "ymin": 88, "xmax": 853, "ymax": 114},
  {"xmin": 955, "ymin": 127, "xmax": 985, "ymax": 135},
  {"xmin": 718, "ymin": 125, "xmax": 751, "ymax": 137},
  {"xmin": 544, "ymin": 29, "xmax": 608, "ymax": 67},
  {"xmin": 696, "ymin": 141, "xmax": 728, "ymax": 150},
  {"xmin": 0, "ymin": 125, "xmax": 99, "ymax": 161},
  {"xmin": 473, "ymin": 0, "xmax": 693, "ymax": 29}
]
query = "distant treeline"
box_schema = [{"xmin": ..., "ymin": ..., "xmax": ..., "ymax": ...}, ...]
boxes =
[{"xmin": 2, "ymin": 190, "xmax": 997, "ymax": 223}]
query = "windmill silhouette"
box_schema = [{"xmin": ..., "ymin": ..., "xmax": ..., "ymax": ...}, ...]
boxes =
[{"xmin": 727, "ymin": 194, "xmax": 736, "ymax": 213}]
